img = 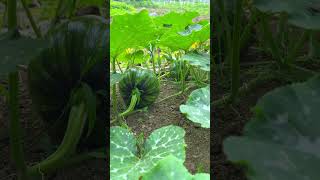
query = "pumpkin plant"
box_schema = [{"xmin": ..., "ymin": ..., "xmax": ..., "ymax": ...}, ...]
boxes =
[
  {"xmin": 110, "ymin": 10, "xmax": 210, "ymax": 121},
  {"xmin": 110, "ymin": 125, "xmax": 186, "ymax": 180},
  {"xmin": 224, "ymin": 75, "xmax": 320, "ymax": 180},
  {"xmin": 142, "ymin": 155, "xmax": 210, "ymax": 180},
  {"xmin": 28, "ymin": 15, "xmax": 108, "ymax": 147},
  {"xmin": 0, "ymin": 0, "xmax": 108, "ymax": 179},
  {"xmin": 180, "ymin": 86, "xmax": 210, "ymax": 128},
  {"xmin": 110, "ymin": 10, "xmax": 158, "ymax": 121},
  {"xmin": 118, "ymin": 68, "xmax": 160, "ymax": 117},
  {"xmin": 110, "ymin": 8, "xmax": 210, "ymax": 179},
  {"xmin": 253, "ymin": 0, "xmax": 319, "ymax": 66}
]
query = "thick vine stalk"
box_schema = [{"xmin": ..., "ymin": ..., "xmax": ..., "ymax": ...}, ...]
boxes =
[
  {"xmin": 120, "ymin": 89, "xmax": 140, "ymax": 117},
  {"xmin": 111, "ymin": 57, "xmax": 118, "ymax": 121},
  {"xmin": 7, "ymin": 0, "xmax": 17, "ymax": 31},
  {"xmin": 8, "ymin": 72, "xmax": 28, "ymax": 180},
  {"xmin": 230, "ymin": 0, "xmax": 242, "ymax": 103},
  {"xmin": 7, "ymin": 0, "xmax": 28, "ymax": 179},
  {"xmin": 27, "ymin": 103, "xmax": 87, "ymax": 177}
]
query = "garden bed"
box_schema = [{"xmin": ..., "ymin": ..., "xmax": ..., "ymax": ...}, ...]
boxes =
[
  {"xmin": 212, "ymin": 46, "xmax": 320, "ymax": 180},
  {"xmin": 111, "ymin": 80, "xmax": 210, "ymax": 174}
]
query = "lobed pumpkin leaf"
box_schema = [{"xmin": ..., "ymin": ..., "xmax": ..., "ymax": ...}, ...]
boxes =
[
  {"xmin": 110, "ymin": 125, "xmax": 186, "ymax": 180},
  {"xmin": 141, "ymin": 155, "xmax": 210, "ymax": 180},
  {"xmin": 153, "ymin": 11, "xmax": 199, "ymax": 33},
  {"xmin": 180, "ymin": 86, "xmax": 210, "ymax": 128},
  {"xmin": 254, "ymin": 0, "xmax": 320, "ymax": 30},
  {"xmin": 159, "ymin": 23, "xmax": 209, "ymax": 51},
  {"xmin": 182, "ymin": 53, "xmax": 210, "ymax": 72},
  {"xmin": 111, "ymin": 10, "xmax": 158, "ymax": 58},
  {"xmin": 224, "ymin": 75, "xmax": 320, "ymax": 180}
]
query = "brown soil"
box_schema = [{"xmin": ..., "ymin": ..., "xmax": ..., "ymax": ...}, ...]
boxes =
[
  {"xmin": 111, "ymin": 80, "xmax": 210, "ymax": 174},
  {"xmin": 0, "ymin": 72, "xmax": 106, "ymax": 180},
  {"xmin": 212, "ymin": 78, "xmax": 284, "ymax": 180}
]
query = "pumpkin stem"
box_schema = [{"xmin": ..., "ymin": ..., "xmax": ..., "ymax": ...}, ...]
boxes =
[{"xmin": 120, "ymin": 88, "xmax": 141, "ymax": 117}]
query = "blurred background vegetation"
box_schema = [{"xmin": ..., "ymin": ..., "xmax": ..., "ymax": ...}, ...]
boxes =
[
  {"xmin": 111, "ymin": 0, "xmax": 209, "ymax": 16},
  {"xmin": 0, "ymin": 0, "xmax": 108, "ymax": 39}
]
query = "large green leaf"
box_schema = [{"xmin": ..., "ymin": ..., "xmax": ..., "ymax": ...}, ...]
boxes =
[
  {"xmin": 159, "ymin": 23, "xmax": 209, "ymax": 51},
  {"xmin": 153, "ymin": 11, "xmax": 199, "ymax": 33},
  {"xmin": 180, "ymin": 86, "xmax": 210, "ymax": 128},
  {"xmin": 152, "ymin": 12, "xmax": 209, "ymax": 51},
  {"xmin": 110, "ymin": 125, "xmax": 186, "ymax": 180},
  {"xmin": 117, "ymin": 48, "xmax": 149, "ymax": 64},
  {"xmin": 111, "ymin": 0, "xmax": 136, "ymax": 16},
  {"xmin": 141, "ymin": 155, "xmax": 210, "ymax": 180},
  {"xmin": 224, "ymin": 75, "xmax": 320, "ymax": 180},
  {"xmin": 182, "ymin": 53, "xmax": 210, "ymax": 72},
  {"xmin": 254, "ymin": 0, "xmax": 320, "ymax": 30},
  {"xmin": 110, "ymin": 10, "xmax": 158, "ymax": 58},
  {"xmin": 0, "ymin": 37, "xmax": 47, "ymax": 76}
]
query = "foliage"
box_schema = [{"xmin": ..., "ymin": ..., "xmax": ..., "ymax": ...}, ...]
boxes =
[
  {"xmin": 142, "ymin": 155, "xmax": 210, "ymax": 180},
  {"xmin": 170, "ymin": 60, "xmax": 190, "ymax": 81},
  {"xmin": 111, "ymin": 72, "xmax": 123, "ymax": 86},
  {"xmin": 224, "ymin": 75, "xmax": 320, "ymax": 180},
  {"xmin": 110, "ymin": 10, "xmax": 209, "ymax": 62},
  {"xmin": 180, "ymin": 86, "xmax": 210, "ymax": 128},
  {"xmin": 0, "ymin": 36, "xmax": 47, "ymax": 76},
  {"xmin": 254, "ymin": 0, "xmax": 320, "ymax": 30},
  {"xmin": 182, "ymin": 52, "xmax": 210, "ymax": 72},
  {"xmin": 110, "ymin": 125, "xmax": 186, "ymax": 180},
  {"xmin": 110, "ymin": 5, "xmax": 210, "ymax": 177},
  {"xmin": 77, "ymin": 0, "xmax": 106, "ymax": 7},
  {"xmin": 110, "ymin": 10, "xmax": 158, "ymax": 59},
  {"xmin": 111, "ymin": 0, "xmax": 136, "ymax": 16}
]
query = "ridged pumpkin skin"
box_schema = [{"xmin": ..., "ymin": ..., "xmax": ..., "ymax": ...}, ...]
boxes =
[
  {"xmin": 28, "ymin": 15, "xmax": 108, "ymax": 148},
  {"xmin": 119, "ymin": 68, "xmax": 160, "ymax": 109}
]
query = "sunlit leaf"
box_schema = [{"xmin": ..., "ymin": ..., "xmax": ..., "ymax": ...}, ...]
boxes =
[
  {"xmin": 110, "ymin": 125, "xmax": 186, "ymax": 180},
  {"xmin": 180, "ymin": 86, "xmax": 210, "ymax": 128},
  {"xmin": 141, "ymin": 155, "xmax": 210, "ymax": 180},
  {"xmin": 111, "ymin": 10, "xmax": 158, "ymax": 58}
]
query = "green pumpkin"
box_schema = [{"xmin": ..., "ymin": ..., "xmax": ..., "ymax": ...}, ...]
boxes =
[
  {"xmin": 119, "ymin": 68, "xmax": 160, "ymax": 109},
  {"xmin": 28, "ymin": 15, "xmax": 108, "ymax": 148}
]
